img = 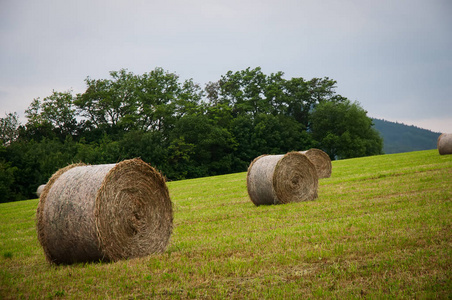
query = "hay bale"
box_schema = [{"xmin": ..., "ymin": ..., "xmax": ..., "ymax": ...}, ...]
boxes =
[
  {"xmin": 36, "ymin": 158, "xmax": 173, "ymax": 265},
  {"xmin": 438, "ymin": 133, "xmax": 452, "ymax": 155},
  {"xmin": 300, "ymin": 148, "xmax": 332, "ymax": 178},
  {"xmin": 36, "ymin": 184, "xmax": 46, "ymax": 197},
  {"xmin": 247, "ymin": 152, "xmax": 318, "ymax": 206}
]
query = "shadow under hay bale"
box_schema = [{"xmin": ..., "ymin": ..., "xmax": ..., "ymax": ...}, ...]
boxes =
[
  {"xmin": 300, "ymin": 148, "xmax": 332, "ymax": 178},
  {"xmin": 36, "ymin": 158, "xmax": 173, "ymax": 265},
  {"xmin": 247, "ymin": 152, "xmax": 318, "ymax": 206},
  {"xmin": 36, "ymin": 184, "xmax": 46, "ymax": 197},
  {"xmin": 437, "ymin": 133, "xmax": 452, "ymax": 155}
]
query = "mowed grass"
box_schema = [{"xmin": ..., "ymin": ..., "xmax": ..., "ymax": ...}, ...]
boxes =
[{"xmin": 1, "ymin": 150, "xmax": 451, "ymax": 299}]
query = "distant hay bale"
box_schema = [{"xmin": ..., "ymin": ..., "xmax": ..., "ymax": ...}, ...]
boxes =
[
  {"xmin": 36, "ymin": 158, "xmax": 173, "ymax": 265},
  {"xmin": 300, "ymin": 148, "xmax": 332, "ymax": 178},
  {"xmin": 437, "ymin": 133, "xmax": 452, "ymax": 155},
  {"xmin": 36, "ymin": 184, "xmax": 46, "ymax": 197},
  {"xmin": 247, "ymin": 152, "xmax": 318, "ymax": 206}
]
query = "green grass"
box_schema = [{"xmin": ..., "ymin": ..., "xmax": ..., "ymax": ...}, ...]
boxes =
[{"xmin": 1, "ymin": 149, "xmax": 451, "ymax": 299}]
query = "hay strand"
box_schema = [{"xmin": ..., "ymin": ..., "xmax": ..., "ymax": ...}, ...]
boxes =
[
  {"xmin": 36, "ymin": 158, "xmax": 173, "ymax": 264},
  {"xmin": 437, "ymin": 133, "xmax": 452, "ymax": 155},
  {"xmin": 300, "ymin": 148, "xmax": 332, "ymax": 178},
  {"xmin": 247, "ymin": 152, "xmax": 318, "ymax": 206}
]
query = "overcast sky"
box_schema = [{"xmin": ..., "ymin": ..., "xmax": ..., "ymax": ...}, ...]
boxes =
[{"xmin": 1, "ymin": 0, "xmax": 451, "ymax": 133}]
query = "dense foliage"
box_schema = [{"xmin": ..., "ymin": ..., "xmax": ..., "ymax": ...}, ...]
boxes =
[{"xmin": 0, "ymin": 67, "xmax": 383, "ymax": 202}]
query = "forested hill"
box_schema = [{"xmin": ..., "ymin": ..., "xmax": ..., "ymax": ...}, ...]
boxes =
[{"xmin": 372, "ymin": 118, "xmax": 441, "ymax": 154}]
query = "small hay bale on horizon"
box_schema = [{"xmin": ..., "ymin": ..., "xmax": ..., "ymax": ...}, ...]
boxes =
[
  {"xmin": 300, "ymin": 148, "xmax": 332, "ymax": 178},
  {"xmin": 437, "ymin": 133, "xmax": 452, "ymax": 155},
  {"xmin": 36, "ymin": 158, "xmax": 173, "ymax": 265},
  {"xmin": 247, "ymin": 152, "xmax": 318, "ymax": 206},
  {"xmin": 36, "ymin": 184, "xmax": 46, "ymax": 197}
]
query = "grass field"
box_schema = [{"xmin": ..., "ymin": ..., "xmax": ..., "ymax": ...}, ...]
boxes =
[{"xmin": 1, "ymin": 150, "xmax": 451, "ymax": 299}]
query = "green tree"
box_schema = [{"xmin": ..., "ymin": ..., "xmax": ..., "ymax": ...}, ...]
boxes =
[
  {"xmin": 135, "ymin": 68, "xmax": 203, "ymax": 133},
  {"xmin": 75, "ymin": 68, "xmax": 203, "ymax": 137},
  {"xmin": 74, "ymin": 134, "xmax": 121, "ymax": 164},
  {"xmin": 251, "ymin": 113, "xmax": 312, "ymax": 155},
  {"xmin": 0, "ymin": 112, "xmax": 21, "ymax": 146},
  {"xmin": 23, "ymin": 91, "xmax": 78, "ymax": 141},
  {"xmin": 3, "ymin": 137, "xmax": 78, "ymax": 200},
  {"xmin": 20, "ymin": 99, "xmax": 52, "ymax": 142},
  {"xmin": 213, "ymin": 67, "xmax": 273, "ymax": 117},
  {"xmin": 227, "ymin": 115, "xmax": 256, "ymax": 171},
  {"xmin": 169, "ymin": 114, "xmax": 237, "ymax": 178},
  {"xmin": 310, "ymin": 100, "xmax": 383, "ymax": 159},
  {"xmin": 206, "ymin": 68, "xmax": 345, "ymax": 129},
  {"xmin": 75, "ymin": 69, "xmax": 139, "ymax": 134},
  {"xmin": 0, "ymin": 145, "xmax": 18, "ymax": 202},
  {"xmin": 282, "ymin": 77, "xmax": 340, "ymax": 129},
  {"xmin": 117, "ymin": 130, "xmax": 170, "ymax": 175}
]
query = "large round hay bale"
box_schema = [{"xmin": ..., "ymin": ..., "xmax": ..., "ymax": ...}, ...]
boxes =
[
  {"xmin": 247, "ymin": 152, "xmax": 318, "ymax": 206},
  {"xmin": 36, "ymin": 184, "xmax": 46, "ymax": 197},
  {"xmin": 36, "ymin": 158, "xmax": 173, "ymax": 265},
  {"xmin": 438, "ymin": 133, "xmax": 452, "ymax": 155},
  {"xmin": 300, "ymin": 148, "xmax": 332, "ymax": 178}
]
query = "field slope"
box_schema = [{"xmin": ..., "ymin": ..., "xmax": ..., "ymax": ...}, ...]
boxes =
[{"xmin": 1, "ymin": 150, "xmax": 451, "ymax": 299}]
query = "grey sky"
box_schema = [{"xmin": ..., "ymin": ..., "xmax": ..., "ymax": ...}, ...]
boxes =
[{"xmin": 1, "ymin": 0, "xmax": 451, "ymax": 132}]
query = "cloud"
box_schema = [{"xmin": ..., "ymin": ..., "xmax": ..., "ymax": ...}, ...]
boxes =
[{"xmin": 1, "ymin": 0, "xmax": 451, "ymax": 132}]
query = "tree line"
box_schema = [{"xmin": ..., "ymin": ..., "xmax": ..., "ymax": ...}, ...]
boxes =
[{"xmin": 0, "ymin": 67, "xmax": 383, "ymax": 202}]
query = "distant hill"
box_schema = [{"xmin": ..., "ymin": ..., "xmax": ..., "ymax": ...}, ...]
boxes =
[{"xmin": 372, "ymin": 118, "xmax": 441, "ymax": 154}]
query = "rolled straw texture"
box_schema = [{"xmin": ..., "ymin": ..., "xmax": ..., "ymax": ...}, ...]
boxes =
[
  {"xmin": 36, "ymin": 184, "xmax": 46, "ymax": 197},
  {"xmin": 437, "ymin": 133, "xmax": 452, "ymax": 155},
  {"xmin": 300, "ymin": 148, "xmax": 332, "ymax": 178},
  {"xmin": 247, "ymin": 152, "xmax": 318, "ymax": 206},
  {"xmin": 36, "ymin": 158, "xmax": 173, "ymax": 264}
]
